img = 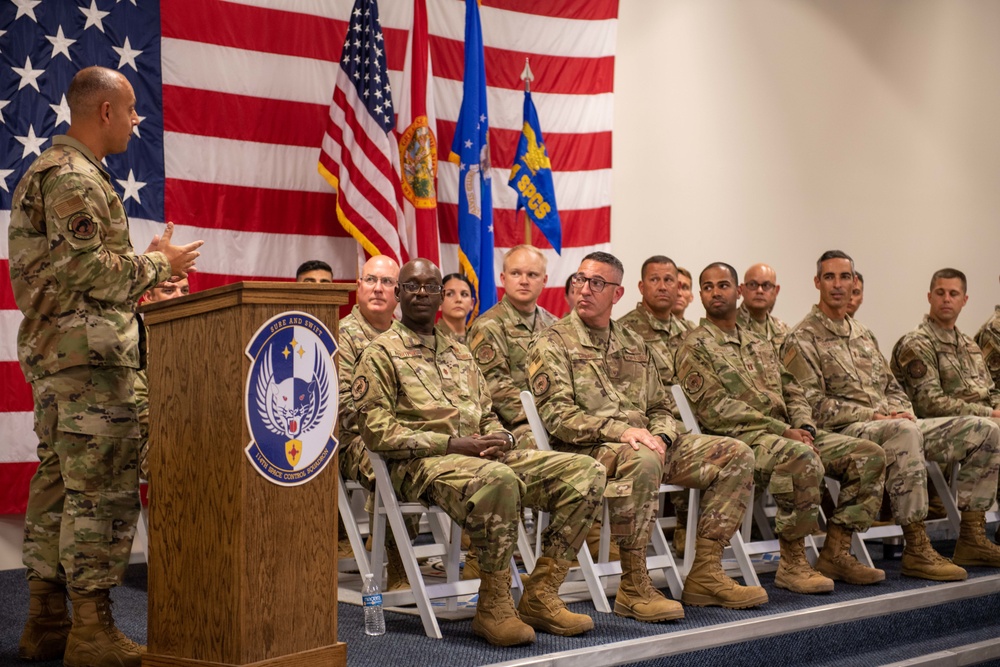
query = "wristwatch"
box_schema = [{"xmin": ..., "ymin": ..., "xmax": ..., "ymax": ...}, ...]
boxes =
[
  {"xmin": 657, "ymin": 434, "xmax": 673, "ymax": 449},
  {"xmin": 800, "ymin": 425, "xmax": 817, "ymax": 438},
  {"xmin": 501, "ymin": 431, "xmax": 516, "ymax": 450}
]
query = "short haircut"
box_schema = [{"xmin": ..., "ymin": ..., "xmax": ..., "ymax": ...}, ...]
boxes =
[
  {"xmin": 855, "ymin": 272, "xmax": 864, "ymax": 286},
  {"xmin": 676, "ymin": 267, "xmax": 692, "ymax": 282},
  {"xmin": 582, "ymin": 251, "xmax": 624, "ymax": 282},
  {"xmin": 296, "ymin": 259, "xmax": 332, "ymax": 280},
  {"xmin": 699, "ymin": 262, "xmax": 738, "ymax": 286},
  {"xmin": 442, "ymin": 272, "xmax": 475, "ymax": 298},
  {"xmin": 640, "ymin": 255, "xmax": 676, "ymax": 280},
  {"xmin": 930, "ymin": 268, "xmax": 967, "ymax": 292},
  {"xmin": 66, "ymin": 66, "xmax": 123, "ymax": 117},
  {"xmin": 816, "ymin": 250, "xmax": 855, "ymax": 277},
  {"xmin": 503, "ymin": 244, "xmax": 547, "ymax": 272}
]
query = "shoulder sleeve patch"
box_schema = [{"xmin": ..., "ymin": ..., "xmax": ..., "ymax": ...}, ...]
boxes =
[
  {"xmin": 351, "ymin": 376, "xmax": 369, "ymax": 402},
  {"xmin": 907, "ymin": 359, "xmax": 927, "ymax": 379},
  {"xmin": 475, "ymin": 343, "xmax": 496, "ymax": 365},
  {"xmin": 531, "ymin": 372, "xmax": 550, "ymax": 397},
  {"xmin": 68, "ymin": 214, "xmax": 97, "ymax": 241},
  {"xmin": 988, "ymin": 353, "xmax": 1000, "ymax": 372},
  {"xmin": 53, "ymin": 193, "xmax": 86, "ymax": 219},
  {"xmin": 683, "ymin": 371, "xmax": 704, "ymax": 394}
]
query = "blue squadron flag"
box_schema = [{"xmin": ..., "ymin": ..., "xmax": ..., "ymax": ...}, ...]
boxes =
[
  {"xmin": 509, "ymin": 91, "xmax": 562, "ymax": 254},
  {"xmin": 449, "ymin": 0, "xmax": 495, "ymax": 318}
]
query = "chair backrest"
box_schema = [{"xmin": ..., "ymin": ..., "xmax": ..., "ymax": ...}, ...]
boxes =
[
  {"xmin": 670, "ymin": 384, "xmax": 703, "ymax": 435},
  {"xmin": 519, "ymin": 390, "xmax": 552, "ymax": 450}
]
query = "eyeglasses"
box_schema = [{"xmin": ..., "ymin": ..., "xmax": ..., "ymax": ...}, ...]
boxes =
[
  {"xmin": 362, "ymin": 275, "xmax": 397, "ymax": 287},
  {"xmin": 399, "ymin": 282, "xmax": 443, "ymax": 294},
  {"xmin": 744, "ymin": 281, "xmax": 776, "ymax": 292},
  {"xmin": 571, "ymin": 273, "xmax": 620, "ymax": 293}
]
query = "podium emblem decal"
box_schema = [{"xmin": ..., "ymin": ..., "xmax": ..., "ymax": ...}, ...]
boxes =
[{"xmin": 244, "ymin": 311, "xmax": 339, "ymax": 486}]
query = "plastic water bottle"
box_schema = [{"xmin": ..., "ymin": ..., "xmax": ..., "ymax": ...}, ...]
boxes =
[{"xmin": 362, "ymin": 573, "xmax": 385, "ymax": 636}]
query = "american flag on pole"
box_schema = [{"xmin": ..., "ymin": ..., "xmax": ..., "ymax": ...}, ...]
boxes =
[{"xmin": 1, "ymin": 0, "xmax": 616, "ymax": 512}]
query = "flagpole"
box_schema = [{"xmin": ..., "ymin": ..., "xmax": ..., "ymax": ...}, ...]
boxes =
[{"xmin": 520, "ymin": 58, "xmax": 534, "ymax": 246}]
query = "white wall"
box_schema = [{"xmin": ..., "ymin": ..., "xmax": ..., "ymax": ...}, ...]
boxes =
[{"xmin": 612, "ymin": 0, "xmax": 1000, "ymax": 349}]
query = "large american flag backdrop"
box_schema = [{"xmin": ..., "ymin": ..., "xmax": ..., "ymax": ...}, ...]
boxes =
[{"xmin": 0, "ymin": 0, "xmax": 616, "ymax": 513}]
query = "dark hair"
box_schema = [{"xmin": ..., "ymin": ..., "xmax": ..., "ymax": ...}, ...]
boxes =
[
  {"xmin": 582, "ymin": 251, "xmax": 624, "ymax": 282},
  {"xmin": 565, "ymin": 274, "xmax": 575, "ymax": 297},
  {"xmin": 295, "ymin": 259, "xmax": 332, "ymax": 280},
  {"xmin": 699, "ymin": 262, "xmax": 738, "ymax": 286},
  {"xmin": 66, "ymin": 66, "xmax": 122, "ymax": 116},
  {"xmin": 930, "ymin": 268, "xmax": 967, "ymax": 293},
  {"xmin": 640, "ymin": 255, "xmax": 676, "ymax": 280},
  {"xmin": 442, "ymin": 272, "xmax": 475, "ymax": 300},
  {"xmin": 816, "ymin": 250, "xmax": 855, "ymax": 277},
  {"xmin": 854, "ymin": 272, "xmax": 864, "ymax": 286}
]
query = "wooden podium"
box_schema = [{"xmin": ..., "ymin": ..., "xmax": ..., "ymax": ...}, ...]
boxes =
[{"xmin": 141, "ymin": 282, "xmax": 351, "ymax": 667}]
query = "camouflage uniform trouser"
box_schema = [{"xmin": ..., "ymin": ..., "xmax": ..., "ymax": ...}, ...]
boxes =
[
  {"xmin": 393, "ymin": 450, "xmax": 605, "ymax": 572},
  {"xmin": 23, "ymin": 366, "xmax": 141, "ymax": 593},
  {"xmin": 664, "ymin": 434, "xmax": 755, "ymax": 541},
  {"xmin": 555, "ymin": 441, "xmax": 663, "ymax": 550},
  {"xmin": 750, "ymin": 431, "xmax": 885, "ymax": 540},
  {"xmin": 135, "ymin": 368, "xmax": 149, "ymax": 481},
  {"xmin": 842, "ymin": 416, "xmax": 1000, "ymax": 525}
]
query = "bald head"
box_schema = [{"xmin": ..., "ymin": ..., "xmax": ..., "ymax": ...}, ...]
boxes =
[
  {"xmin": 362, "ymin": 254, "xmax": 399, "ymax": 278},
  {"xmin": 356, "ymin": 254, "xmax": 400, "ymax": 329},
  {"xmin": 739, "ymin": 262, "xmax": 780, "ymax": 320},
  {"xmin": 397, "ymin": 259, "xmax": 443, "ymax": 332},
  {"xmin": 67, "ymin": 67, "xmax": 128, "ymax": 119}
]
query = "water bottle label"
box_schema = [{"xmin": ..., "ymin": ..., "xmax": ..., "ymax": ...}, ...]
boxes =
[{"xmin": 363, "ymin": 594, "xmax": 383, "ymax": 607}]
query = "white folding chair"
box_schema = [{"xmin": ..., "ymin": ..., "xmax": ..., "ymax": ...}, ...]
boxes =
[
  {"xmin": 367, "ymin": 451, "xmax": 523, "ymax": 639},
  {"xmin": 337, "ymin": 471, "xmax": 373, "ymax": 578},
  {"xmin": 671, "ymin": 385, "xmax": 822, "ymax": 587},
  {"xmin": 520, "ymin": 390, "xmax": 689, "ymax": 612}
]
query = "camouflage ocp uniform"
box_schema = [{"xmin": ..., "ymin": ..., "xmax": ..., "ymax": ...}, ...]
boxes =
[
  {"xmin": 353, "ymin": 321, "xmax": 605, "ymax": 572},
  {"xmin": 891, "ymin": 315, "xmax": 1000, "ymax": 419},
  {"xmin": 467, "ymin": 295, "xmax": 556, "ymax": 448},
  {"xmin": 434, "ymin": 319, "xmax": 466, "ymax": 345},
  {"xmin": 782, "ymin": 306, "xmax": 1000, "ymax": 524},
  {"xmin": 9, "ymin": 136, "xmax": 171, "ymax": 592},
  {"xmin": 736, "ymin": 303, "xmax": 789, "ymax": 358},
  {"xmin": 976, "ymin": 306, "xmax": 1000, "ymax": 389},
  {"xmin": 616, "ymin": 302, "xmax": 692, "ymax": 417},
  {"xmin": 526, "ymin": 311, "xmax": 755, "ymax": 546},
  {"xmin": 676, "ymin": 320, "xmax": 884, "ymax": 539}
]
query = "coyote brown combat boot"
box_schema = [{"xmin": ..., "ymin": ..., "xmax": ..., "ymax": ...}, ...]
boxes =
[
  {"xmin": 385, "ymin": 543, "xmax": 411, "ymax": 591},
  {"xmin": 952, "ymin": 511, "xmax": 1000, "ymax": 567},
  {"xmin": 64, "ymin": 590, "xmax": 144, "ymax": 667},
  {"xmin": 517, "ymin": 557, "xmax": 594, "ymax": 636},
  {"xmin": 815, "ymin": 523, "xmax": 885, "ymax": 584},
  {"xmin": 901, "ymin": 521, "xmax": 967, "ymax": 581},
  {"xmin": 19, "ymin": 580, "xmax": 71, "ymax": 661},
  {"xmin": 682, "ymin": 537, "xmax": 768, "ymax": 609},
  {"xmin": 775, "ymin": 537, "xmax": 834, "ymax": 594},
  {"xmin": 471, "ymin": 569, "xmax": 535, "ymax": 646},
  {"xmin": 614, "ymin": 547, "xmax": 684, "ymax": 622}
]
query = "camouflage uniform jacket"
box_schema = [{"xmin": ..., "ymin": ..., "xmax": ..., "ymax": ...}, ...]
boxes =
[
  {"xmin": 526, "ymin": 310, "xmax": 680, "ymax": 447},
  {"xmin": 467, "ymin": 295, "xmax": 556, "ymax": 430},
  {"xmin": 435, "ymin": 319, "xmax": 466, "ymax": 345},
  {"xmin": 353, "ymin": 320, "xmax": 509, "ymax": 495},
  {"xmin": 8, "ymin": 136, "xmax": 170, "ymax": 382},
  {"xmin": 782, "ymin": 305, "xmax": 912, "ymax": 430},
  {"xmin": 617, "ymin": 302, "xmax": 690, "ymax": 389},
  {"xmin": 976, "ymin": 306, "xmax": 1000, "ymax": 388},
  {"xmin": 676, "ymin": 319, "xmax": 815, "ymax": 443},
  {"xmin": 337, "ymin": 305, "xmax": 390, "ymax": 441},
  {"xmin": 891, "ymin": 315, "xmax": 1000, "ymax": 418},
  {"xmin": 736, "ymin": 303, "xmax": 789, "ymax": 357}
]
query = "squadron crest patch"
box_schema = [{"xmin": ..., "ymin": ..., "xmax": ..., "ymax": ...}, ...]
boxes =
[
  {"xmin": 244, "ymin": 311, "xmax": 339, "ymax": 486},
  {"xmin": 989, "ymin": 353, "xmax": 1000, "ymax": 373},
  {"xmin": 531, "ymin": 372, "xmax": 550, "ymax": 397},
  {"xmin": 68, "ymin": 214, "xmax": 96, "ymax": 241},
  {"xmin": 683, "ymin": 372, "xmax": 704, "ymax": 394},
  {"xmin": 352, "ymin": 376, "xmax": 369, "ymax": 402},
  {"xmin": 907, "ymin": 359, "xmax": 927, "ymax": 379},
  {"xmin": 475, "ymin": 344, "xmax": 497, "ymax": 365}
]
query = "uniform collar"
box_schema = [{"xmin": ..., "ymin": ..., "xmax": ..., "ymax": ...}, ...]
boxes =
[
  {"xmin": 52, "ymin": 135, "xmax": 109, "ymax": 180},
  {"xmin": 350, "ymin": 304, "xmax": 391, "ymax": 342},
  {"xmin": 631, "ymin": 301, "xmax": 674, "ymax": 333},
  {"xmin": 921, "ymin": 314, "xmax": 962, "ymax": 345},
  {"xmin": 809, "ymin": 304, "xmax": 854, "ymax": 337}
]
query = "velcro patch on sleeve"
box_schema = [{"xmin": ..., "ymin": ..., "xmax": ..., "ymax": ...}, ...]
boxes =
[
  {"xmin": 68, "ymin": 214, "xmax": 97, "ymax": 241},
  {"xmin": 351, "ymin": 376, "xmax": 369, "ymax": 402},
  {"xmin": 683, "ymin": 371, "xmax": 704, "ymax": 394},
  {"xmin": 907, "ymin": 359, "xmax": 927, "ymax": 379},
  {"xmin": 53, "ymin": 193, "xmax": 87, "ymax": 219}
]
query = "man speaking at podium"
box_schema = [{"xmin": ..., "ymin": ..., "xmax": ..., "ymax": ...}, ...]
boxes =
[{"xmin": 8, "ymin": 66, "xmax": 202, "ymax": 666}]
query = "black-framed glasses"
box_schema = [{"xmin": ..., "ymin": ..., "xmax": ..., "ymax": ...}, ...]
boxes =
[
  {"xmin": 745, "ymin": 281, "xmax": 776, "ymax": 292},
  {"xmin": 399, "ymin": 282, "xmax": 443, "ymax": 294},
  {"xmin": 362, "ymin": 275, "xmax": 397, "ymax": 287},
  {"xmin": 571, "ymin": 273, "xmax": 620, "ymax": 293}
]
